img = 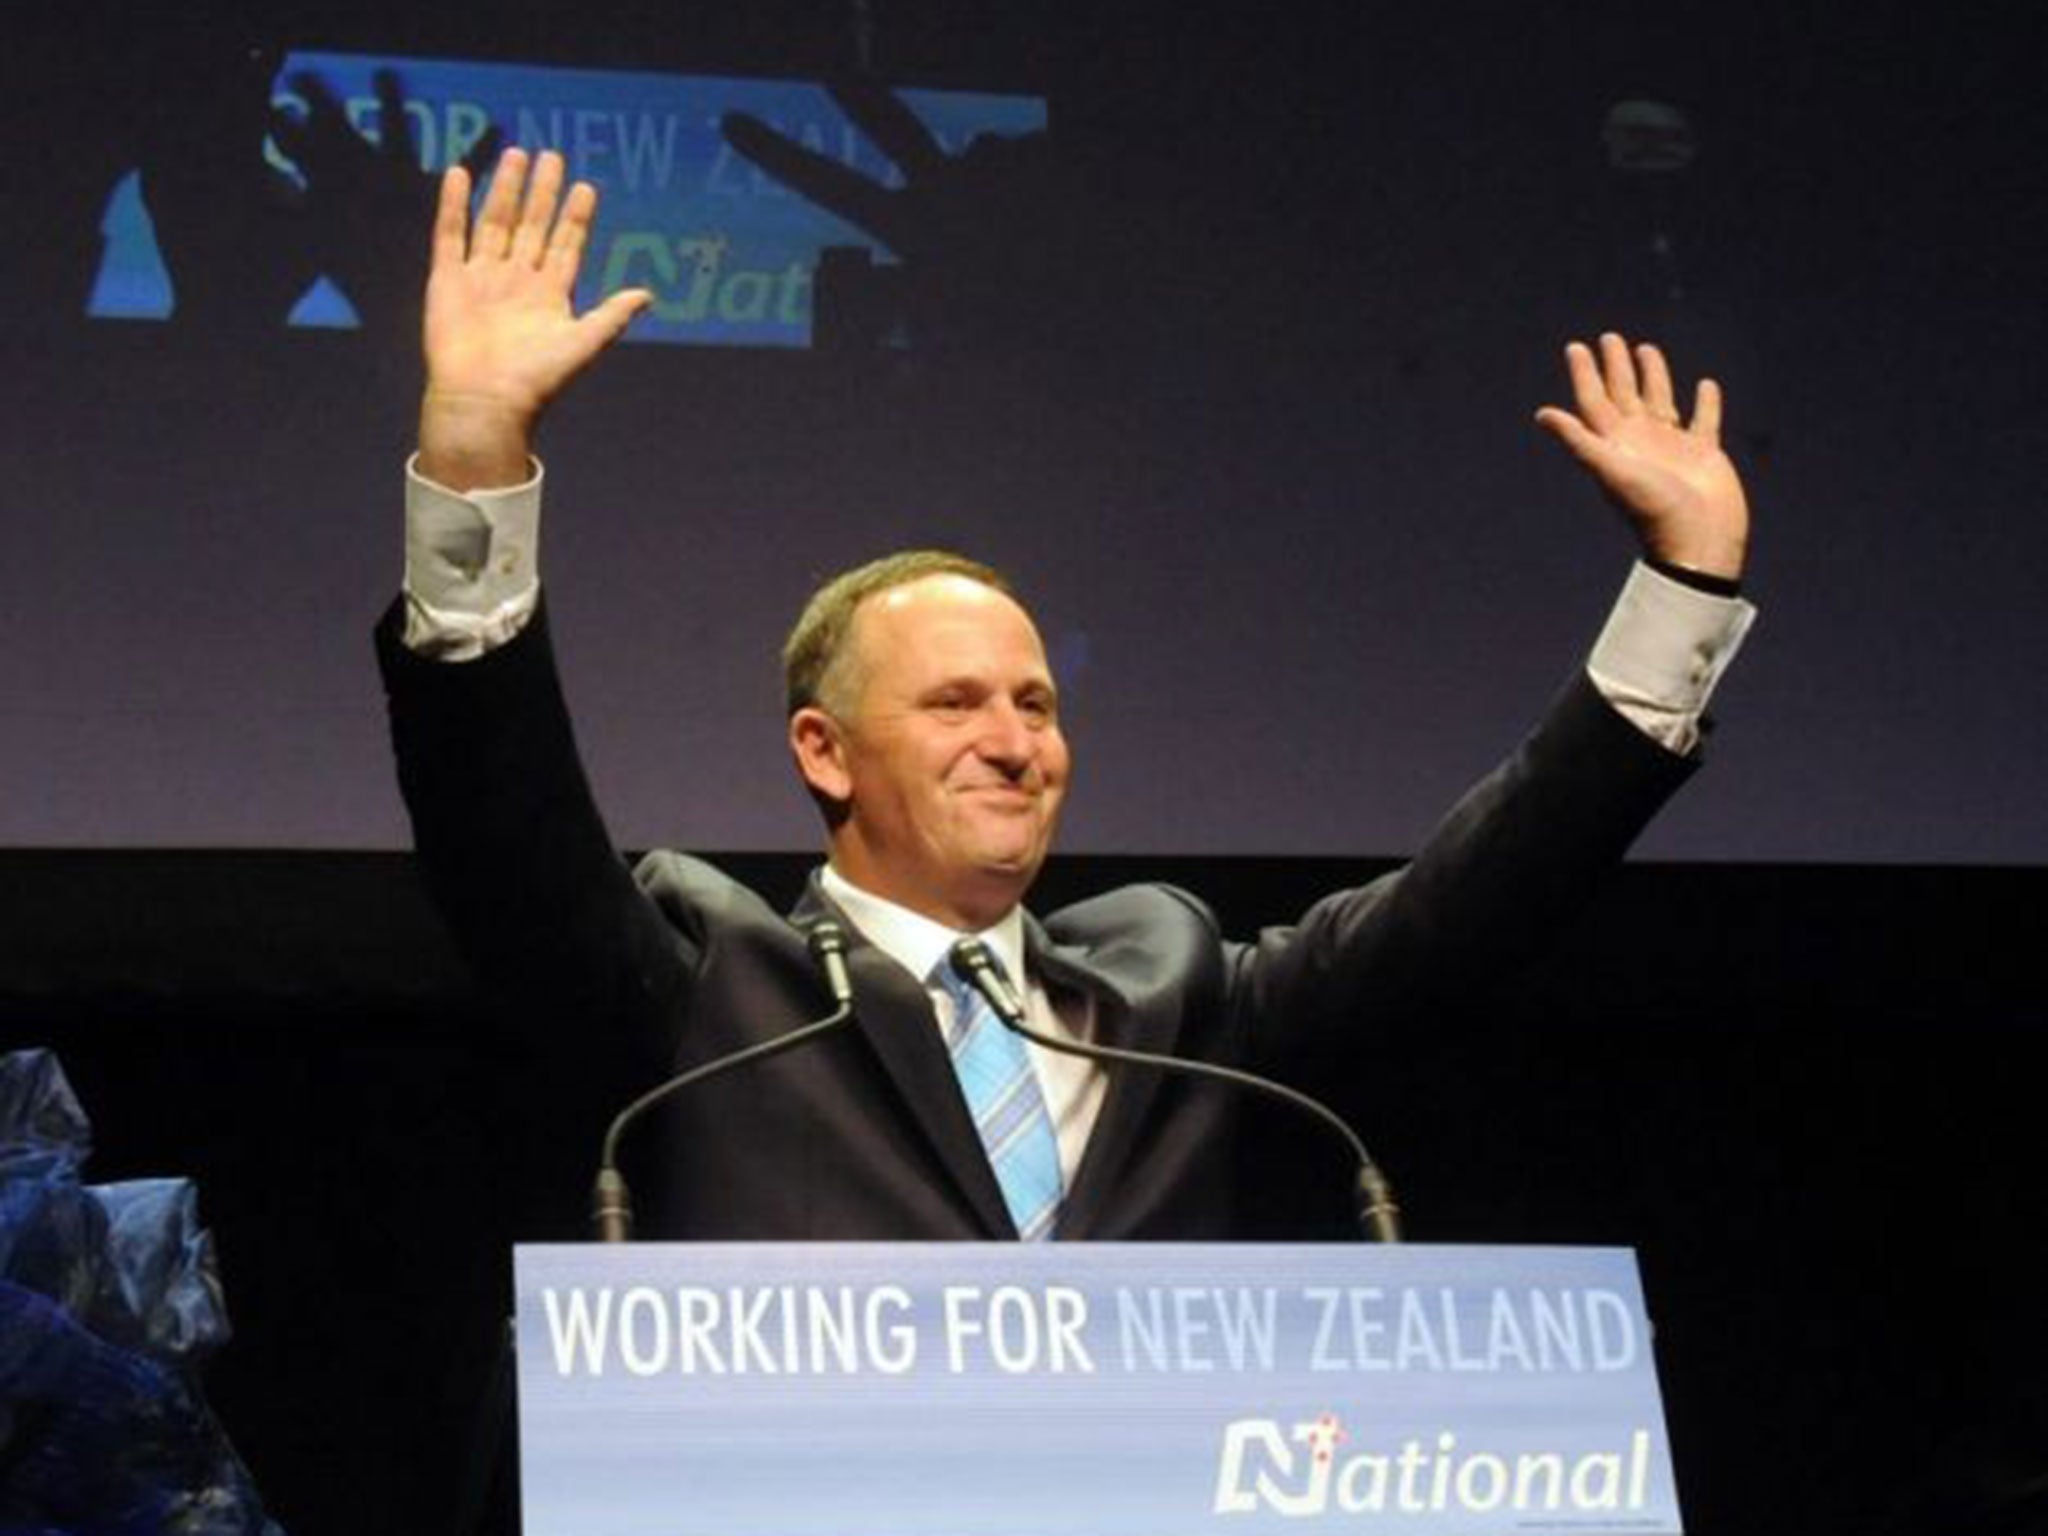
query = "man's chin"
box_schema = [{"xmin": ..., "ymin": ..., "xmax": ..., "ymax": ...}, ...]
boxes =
[
  {"xmin": 964, "ymin": 838, "xmax": 1053, "ymax": 894},
  {"xmin": 971, "ymin": 845, "xmax": 1045, "ymax": 883}
]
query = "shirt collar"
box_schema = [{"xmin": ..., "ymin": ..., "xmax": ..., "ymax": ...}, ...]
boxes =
[{"xmin": 818, "ymin": 864, "xmax": 1030, "ymax": 992}]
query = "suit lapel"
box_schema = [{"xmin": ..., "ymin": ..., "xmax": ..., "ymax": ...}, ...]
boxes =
[
  {"xmin": 1029, "ymin": 920, "xmax": 1185, "ymax": 1240},
  {"xmin": 792, "ymin": 878, "xmax": 1017, "ymax": 1238}
]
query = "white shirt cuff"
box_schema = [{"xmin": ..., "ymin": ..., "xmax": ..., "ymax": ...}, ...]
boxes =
[
  {"xmin": 1586, "ymin": 561, "xmax": 1757, "ymax": 755},
  {"xmin": 401, "ymin": 455, "xmax": 544, "ymax": 660}
]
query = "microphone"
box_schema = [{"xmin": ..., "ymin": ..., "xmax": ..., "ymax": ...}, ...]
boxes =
[
  {"xmin": 591, "ymin": 920, "xmax": 857, "ymax": 1242},
  {"xmin": 811, "ymin": 917, "xmax": 855, "ymax": 1010},
  {"xmin": 948, "ymin": 938, "xmax": 1404, "ymax": 1242}
]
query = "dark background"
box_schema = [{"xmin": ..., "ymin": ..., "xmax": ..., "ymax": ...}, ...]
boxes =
[
  {"xmin": 3, "ymin": 0, "xmax": 2045, "ymax": 1532},
  {"xmin": 7, "ymin": 852, "xmax": 2043, "ymax": 1533},
  {"xmin": 1, "ymin": 0, "xmax": 2043, "ymax": 860}
]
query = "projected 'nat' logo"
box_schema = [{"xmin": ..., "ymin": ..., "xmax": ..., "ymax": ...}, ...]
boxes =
[
  {"xmin": 599, "ymin": 232, "xmax": 813, "ymax": 329},
  {"xmin": 1212, "ymin": 1416, "xmax": 1657, "ymax": 1520}
]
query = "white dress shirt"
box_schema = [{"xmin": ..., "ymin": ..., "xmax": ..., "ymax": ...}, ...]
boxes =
[{"xmin": 817, "ymin": 865, "xmax": 1104, "ymax": 1192}]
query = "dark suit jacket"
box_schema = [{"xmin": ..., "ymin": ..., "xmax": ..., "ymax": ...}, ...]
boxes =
[{"xmin": 378, "ymin": 600, "xmax": 1694, "ymax": 1241}]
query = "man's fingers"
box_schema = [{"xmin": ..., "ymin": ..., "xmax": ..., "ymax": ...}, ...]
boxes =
[
  {"xmin": 581, "ymin": 286, "xmax": 651, "ymax": 342},
  {"xmin": 1563, "ymin": 341, "xmax": 1620, "ymax": 431},
  {"xmin": 544, "ymin": 179, "xmax": 599, "ymax": 280},
  {"xmin": 1598, "ymin": 331, "xmax": 1642, "ymax": 411},
  {"xmin": 1538, "ymin": 404, "xmax": 1663, "ymax": 520},
  {"xmin": 446, "ymin": 148, "xmax": 580, "ymax": 273},
  {"xmin": 576, "ymin": 287, "xmax": 654, "ymax": 352},
  {"xmin": 1636, "ymin": 343, "xmax": 1679, "ymax": 422},
  {"xmin": 1690, "ymin": 378, "xmax": 1724, "ymax": 440},
  {"xmin": 1534, "ymin": 405, "xmax": 1606, "ymax": 468},
  {"xmin": 512, "ymin": 150, "xmax": 567, "ymax": 268},
  {"xmin": 472, "ymin": 147, "xmax": 529, "ymax": 258},
  {"xmin": 433, "ymin": 165, "xmax": 472, "ymax": 267}
]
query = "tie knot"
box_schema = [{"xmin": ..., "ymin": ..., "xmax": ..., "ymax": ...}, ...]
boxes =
[
  {"xmin": 937, "ymin": 958, "xmax": 999, "ymax": 1003},
  {"xmin": 931, "ymin": 960, "xmax": 984, "ymax": 1040}
]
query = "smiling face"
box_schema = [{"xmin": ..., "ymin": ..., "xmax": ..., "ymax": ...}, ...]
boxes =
[{"xmin": 789, "ymin": 573, "xmax": 1070, "ymax": 931}]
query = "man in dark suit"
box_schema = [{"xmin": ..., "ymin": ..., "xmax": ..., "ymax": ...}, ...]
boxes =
[{"xmin": 381, "ymin": 149, "xmax": 1754, "ymax": 1242}]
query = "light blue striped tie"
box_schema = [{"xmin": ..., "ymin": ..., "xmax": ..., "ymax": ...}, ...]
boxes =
[{"xmin": 934, "ymin": 959, "xmax": 1062, "ymax": 1240}]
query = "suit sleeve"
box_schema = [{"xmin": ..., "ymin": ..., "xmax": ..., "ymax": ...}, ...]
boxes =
[
  {"xmin": 1231, "ymin": 674, "xmax": 1697, "ymax": 1068},
  {"xmin": 375, "ymin": 595, "xmax": 699, "ymax": 1072}
]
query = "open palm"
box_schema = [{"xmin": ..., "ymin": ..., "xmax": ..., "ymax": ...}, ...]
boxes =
[
  {"xmin": 1535, "ymin": 333, "xmax": 1749, "ymax": 580},
  {"xmin": 419, "ymin": 149, "xmax": 648, "ymax": 487}
]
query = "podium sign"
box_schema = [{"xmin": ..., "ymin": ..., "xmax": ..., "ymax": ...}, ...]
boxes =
[{"xmin": 514, "ymin": 1243, "xmax": 1682, "ymax": 1535}]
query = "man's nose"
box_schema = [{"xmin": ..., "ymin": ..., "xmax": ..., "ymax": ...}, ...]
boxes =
[{"xmin": 976, "ymin": 701, "xmax": 1036, "ymax": 768}]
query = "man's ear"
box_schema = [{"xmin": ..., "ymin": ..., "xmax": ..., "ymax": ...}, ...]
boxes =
[{"xmin": 788, "ymin": 706, "xmax": 853, "ymax": 805}]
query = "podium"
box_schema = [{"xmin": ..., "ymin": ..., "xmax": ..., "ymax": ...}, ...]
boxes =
[{"xmin": 513, "ymin": 1243, "xmax": 1682, "ymax": 1534}]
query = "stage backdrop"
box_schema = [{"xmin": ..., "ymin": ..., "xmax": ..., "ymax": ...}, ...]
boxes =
[{"xmin": 3, "ymin": 0, "xmax": 2043, "ymax": 861}]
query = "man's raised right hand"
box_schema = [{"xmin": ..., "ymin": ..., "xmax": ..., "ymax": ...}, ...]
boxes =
[{"xmin": 418, "ymin": 148, "xmax": 650, "ymax": 491}]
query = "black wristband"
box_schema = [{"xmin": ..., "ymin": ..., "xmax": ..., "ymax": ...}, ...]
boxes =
[{"xmin": 1646, "ymin": 557, "xmax": 1743, "ymax": 599}]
